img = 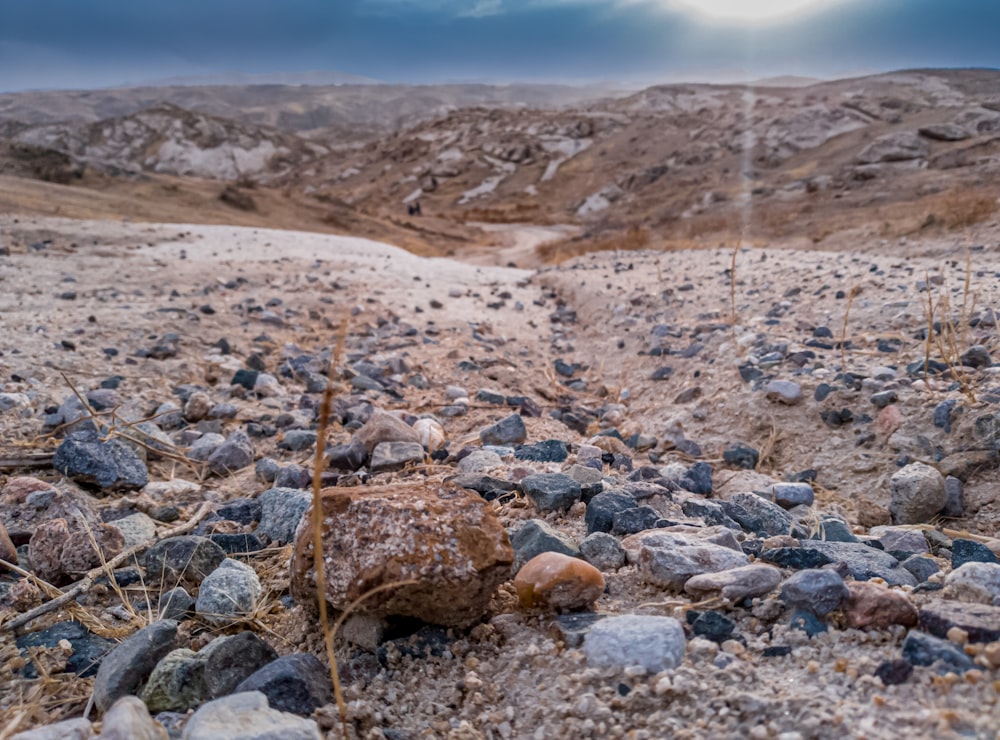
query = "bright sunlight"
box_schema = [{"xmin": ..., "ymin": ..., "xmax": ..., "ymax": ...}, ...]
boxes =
[{"xmin": 666, "ymin": 0, "xmax": 834, "ymax": 22}]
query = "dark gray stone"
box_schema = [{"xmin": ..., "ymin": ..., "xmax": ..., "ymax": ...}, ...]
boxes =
[
  {"xmin": 919, "ymin": 600, "xmax": 1000, "ymax": 643},
  {"xmin": 510, "ymin": 519, "xmax": 580, "ymax": 564},
  {"xmin": 789, "ymin": 609, "xmax": 828, "ymax": 637},
  {"xmin": 326, "ymin": 439, "xmax": 366, "ymax": 471},
  {"xmin": 679, "ymin": 462, "xmax": 713, "ymax": 495},
  {"xmin": 521, "ymin": 473, "xmax": 581, "ymax": 511},
  {"xmin": 902, "ymin": 631, "xmax": 975, "ymax": 672},
  {"xmin": 216, "ymin": 498, "xmax": 262, "ymax": 526},
  {"xmin": 279, "ymin": 430, "xmax": 317, "ymax": 452},
  {"xmin": 778, "ymin": 569, "xmax": 849, "ymax": 616},
  {"xmin": 202, "ymin": 631, "xmax": 278, "ymax": 698},
  {"xmin": 233, "ymin": 653, "xmax": 332, "ymax": 716},
  {"xmin": 723, "ymin": 444, "xmax": 758, "ymax": 469},
  {"xmin": 943, "ymin": 476, "xmax": 964, "ymax": 518},
  {"xmin": 144, "ymin": 536, "xmax": 226, "ymax": 587},
  {"xmin": 552, "ymin": 612, "xmax": 605, "ymax": 648},
  {"xmin": 766, "ymin": 483, "xmax": 815, "ymax": 509},
  {"xmin": 16, "ymin": 620, "xmax": 114, "ymax": 678},
  {"xmin": 157, "ymin": 587, "xmax": 194, "ymax": 621},
  {"xmin": 690, "ymin": 611, "xmax": 735, "ymax": 644},
  {"xmin": 273, "ymin": 465, "xmax": 312, "ymax": 490},
  {"xmin": 370, "ymin": 441, "xmax": 425, "ymax": 474},
  {"xmin": 585, "ymin": 490, "xmax": 637, "ymax": 534},
  {"xmin": 206, "ymin": 431, "xmax": 254, "ymax": 476},
  {"xmin": 799, "ymin": 541, "xmax": 916, "ymax": 586},
  {"xmin": 951, "ymin": 538, "xmax": 1000, "ymax": 569},
  {"xmin": 257, "ymin": 488, "xmax": 312, "ymax": 545},
  {"xmin": 579, "ymin": 532, "xmax": 626, "ymax": 571},
  {"xmin": 901, "ymin": 555, "xmax": 940, "ymax": 583},
  {"xmin": 722, "ymin": 492, "xmax": 794, "ymax": 537},
  {"xmin": 93, "ymin": 620, "xmax": 178, "ymax": 711},
  {"xmin": 479, "ymin": 414, "xmax": 527, "ymax": 446},
  {"xmin": 611, "ymin": 505, "xmax": 665, "ymax": 535},
  {"xmin": 53, "ymin": 430, "xmax": 148, "ymax": 491},
  {"xmin": 680, "ymin": 499, "xmax": 741, "ymax": 531},
  {"xmin": 514, "ymin": 440, "xmax": 569, "ymax": 463},
  {"xmin": 814, "ymin": 517, "xmax": 858, "ymax": 542},
  {"xmin": 210, "ymin": 532, "xmax": 266, "ymax": 555}
]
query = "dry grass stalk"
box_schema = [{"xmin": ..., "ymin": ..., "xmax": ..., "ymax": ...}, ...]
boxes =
[{"xmin": 839, "ymin": 284, "xmax": 859, "ymax": 372}]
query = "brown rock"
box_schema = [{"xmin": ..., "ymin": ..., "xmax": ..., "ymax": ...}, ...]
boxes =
[
  {"xmin": 29, "ymin": 518, "xmax": 72, "ymax": 583},
  {"xmin": 513, "ymin": 552, "xmax": 605, "ymax": 612},
  {"xmin": 0, "ymin": 520, "xmax": 17, "ymax": 565},
  {"xmin": 843, "ymin": 581, "xmax": 918, "ymax": 630},
  {"xmin": 353, "ymin": 410, "xmax": 422, "ymax": 455},
  {"xmin": 290, "ymin": 482, "xmax": 514, "ymax": 627},
  {"xmin": 684, "ymin": 564, "xmax": 782, "ymax": 603},
  {"xmin": 938, "ymin": 450, "xmax": 999, "ymax": 482},
  {"xmin": 60, "ymin": 523, "xmax": 126, "ymax": 576},
  {"xmin": 2, "ymin": 577, "xmax": 42, "ymax": 611}
]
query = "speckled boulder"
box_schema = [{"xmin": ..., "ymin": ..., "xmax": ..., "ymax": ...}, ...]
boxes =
[{"xmin": 290, "ymin": 482, "xmax": 514, "ymax": 627}]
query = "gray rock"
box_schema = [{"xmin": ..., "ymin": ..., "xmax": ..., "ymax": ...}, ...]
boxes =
[
  {"xmin": 15, "ymin": 620, "xmax": 114, "ymax": 679},
  {"xmin": 901, "ymin": 555, "xmax": 940, "ymax": 583},
  {"xmin": 93, "ymin": 620, "xmax": 178, "ymax": 712},
  {"xmin": 144, "ymin": 536, "xmax": 226, "ymax": 588},
  {"xmin": 874, "ymin": 527, "xmax": 929, "ymax": 555},
  {"xmin": 182, "ymin": 691, "xmax": 321, "ymax": 740},
  {"xmin": 353, "ymin": 410, "xmax": 420, "ymax": 455},
  {"xmin": 233, "ymin": 654, "xmax": 332, "ymax": 716},
  {"xmin": 684, "ymin": 564, "xmax": 782, "ymax": 603},
  {"xmin": 202, "ymin": 632, "xmax": 278, "ymax": 699},
  {"xmin": 723, "ymin": 492, "xmax": 795, "ymax": 537},
  {"xmin": 764, "ymin": 380, "xmax": 802, "ymax": 405},
  {"xmin": 99, "ymin": 696, "xmax": 167, "ymax": 739},
  {"xmin": 902, "ymin": 631, "xmax": 975, "ymax": 672},
  {"xmin": 798, "ymin": 541, "xmax": 916, "ymax": 586},
  {"xmin": 157, "ymin": 587, "xmax": 195, "ymax": 621},
  {"xmin": 278, "ymin": 430, "xmax": 316, "ymax": 452},
  {"xmin": 778, "ymin": 569, "xmax": 850, "ymax": 616},
  {"xmin": 10, "ymin": 718, "xmax": 92, "ymax": 740},
  {"xmin": 945, "ymin": 562, "xmax": 1000, "ymax": 605},
  {"xmin": 325, "ymin": 440, "xmax": 366, "ymax": 472},
  {"xmin": 255, "ymin": 458, "xmax": 281, "ymax": 483},
  {"xmin": 510, "ymin": 519, "xmax": 580, "ymax": 565},
  {"xmin": 456, "ymin": 449, "xmax": 503, "ymax": 474},
  {"xmin": 919, "ymin": 123, "xmax": 971, "ymax": 142},
  {"xmin": 919, "ymin": 599, "xmax": 1000, "ymax": 643},
  {"xmin": 943, "ymin": 476, "xmax": 964, "ymax": 518},
  {"xmin": 579, "ymin": 532, "xmax": 626, "ymax": 571},
  {"xmin": 272, "ymin": 465, "xmax": 311, "ymax": 490},
  {"xmin": 188, "ymin": 433, "xmax": 226, "ymax": 462},
  {"xmin": 206, "ymin": 432, "xmax": 254, "ymax": 476},
  {"xmin": 585, "ymin": 490, "xmax": 637, "ymax": 534},
  {"xmin": 857, "ymin": 131, "xmax": 929, "ymax": 163},
  {"xmin": 140, "ymin": 648, "xmax": 207, "ymax": 713},
  {"xmin": 195, "ymin": 559, "xmax": 261, "ymax": 626},
  {"xmin": 960, "ymin": 344, "xmax": 992, "ymax": 368},
  {"xmin": 584, "ymin": 615, "xmax": 686, "ymax": 673},
  {"xmin": 53, "ymin": 430, "xmax": 148, "ymax": 491},
  {"xmin": 112, "ymin": 512, "xmax": 158, "ymax": 550},
  {"xmin": 611, "ymin": 505, "xmax": 665, "ymax": 535},
  {"xmin": 369, "ymin": 441, "xmax": 425, "ymax": 474},
  {"xmin": 764, "ymin": 483, "xmax": 814, "ymax": 509},
  {"xmin": 567, "ymin": 464, "xmax": 604, "ymax": 501},
  {"xmin": 257, "ymin": 488, "xmax": 312, "ymax": 545},
  {"xmin": 889, "ymin": 462, "xmax": 946, "ymax": 525},
  {"xmin": 521, "ymin": 473, "xmax": 581, "ymax": 511},
  {"xmin": 636, "ymin": 531, "xmax": 750, "ymax": 590},
  {"xmin": 479, "ymin": 414, "xmax": 527, "ymax": 446}
]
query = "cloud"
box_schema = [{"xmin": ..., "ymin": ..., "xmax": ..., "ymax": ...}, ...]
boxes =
[{"xmin": 459, "ymin": 0, "xmax": 505, "ymax": 17}]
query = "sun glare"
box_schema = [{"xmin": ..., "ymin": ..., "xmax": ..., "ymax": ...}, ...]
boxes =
[{"xmin": 667, "ymin": 0, "xmax": 831, "ymax": 22}]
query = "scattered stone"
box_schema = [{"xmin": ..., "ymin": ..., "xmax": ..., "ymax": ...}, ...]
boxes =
[
  {"xmin": 233, "ymin": 653, "xmax": 332, "ymax": 716},
  {"xmin": 843, "ymin": 581, "xmax": 918, "ymax": 629},
  {"xmin": 798, "ymin": 541, "xmax": 916, "ymax": 586},
  {"xmin": 945, "ymin": 562, "xmax": 1000, "ymax": 605},
  {"xmin": 98, "ymin": 695, "xmax": 167, "ymax": 740},
  {"xmin": 765, "ymin": 380, "xmax": 802, "ymax": 405},
  {"xmin": 723, "ymin": 444, "xmax": 759, "ymax": 470},
  {"xmin": 514, "ymin": 552, "xmax": 605, "ymax": 611},
  {"xmin": 53, "ymin": 430, "xmax": 148, "ymax": 491},
  {"xmin": 479, "ymin": 414, "xmax": 527, "ymax": 446},
  {"xmin": 690, "ymin": 611, "xmax": 736, "ymax": 643},
  {"xmin": 778, "ymin": 569, "xmax": 850, "ymax": 616},
  {"xmin": 889, "ymin": 462, "xmax": 947, "ymax": 525},
  {"xmin": 290, "ymin": 482, "xmax": 514, "ymax": 626},
  {"xmin": 764, "ymin": 482, "xmax": 815, "ymax": 509},
  {"xmin": 196, "ymin": 559, "xmax": 262, "ymax": 626},
  {"xmin": 157, "ymin": 587, "xmax": 194, "ymax": 621},
  {"xmin": 278, "ymin": 430, "xmax": 317, "ymax": 452},
  {"xmin": 789, "ymin": 609, "xmax": 828, "ymax": 637},
  {"xmin": 510, "ymin": 519, "xmax": 580, "ymax": 564},
  {"xmin": 257, "ymin": 488, "xmax": 312, "ymax": 545},
  {"xmin": 457, "ymin": 448, "xmax": 503, "ymax": 473},
  {"xmin": 951, "ymin": 538, "xmax": 1000, "ymax": 569},
  {"xmin": 206, "ymin": 432, "xmax": 254, "ymax": 476},
  {"xmin": 722, "ymin": 492, "xmax": 795, "ymax": 537},
  {"xmin": 144, "ymin": 536, "xmax": 226, "ymax": 588},
  {"xmin": 634, "ymin": 530, "xmax": 749, "ymax": 590},
  {"xmin": 585, "ymin": 490, "xmax": 637, "ymax": 534},
  {"xmin": 919, "ymin": 600, "xmax": 1000, "ymax": 643},
  {"xmin": 202, "ymin": 631, "xmax": 278, "ymax": 699},
  {"xmin": 874, "ymin": 527, "xmax": 929, "ymax": 556},
  {"xmin": 370, "ymin": 440, "xmax": 425, "ymax": 474},
  {"xmin": 515, "ymin": 439, "xmax": 569, "ymax": 463},
  {"xmin": 684, "ymin": 564, "xmax": 781, "ymax": 603},
  {"xmin": 183, "ymin": 691, "xmax": 321, "ymax": 740},
  {"xmin": 901, "ymin": 555, "xmax": 940, "ymax": 583},
  {"xmin": 326, "ymin": 439, "xmax": 367, "ymax": 471},
  {"xmin": 10, "ymin": 718, "xmax": 93, "ymax": 740},
  {"xmin": 875, "ymin": 658, "xmax": 913, "ymax": 686},
  {"xmin": 902, "ymin": 631, "xmax": 975, "ymax": 672},
  {"xmin": 611, "ymin": 505, "xmax": 665, "ymax": 535},
  {"xmin": 551, "ymin": 612, "xmax": 605, "ymax": 648},
  {"xmin": 521, "ymin": 473, "xmax": 581, "ymax": 511},
  {"xmin": 140, "ymin": 648, "xmax": 207, "ymax": 713},
  {"xmin": 93, "ymin": 620, "xmax": 178, "ymax": 712},
  {"xmin": 16, "ymin": 620, "xmax": 114, "ymax": 678},
  {"xmin": 584, "ymin": 615, "xmax": 686, "ymax": 673},
  {"xmin": 579, "ymin": 532, "xmax": 627, "ymax": 571}
]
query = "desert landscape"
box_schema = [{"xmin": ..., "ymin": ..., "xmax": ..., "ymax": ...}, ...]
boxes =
[{"xmin": 2, "ymin": 60, "xmax": 1000, "ymax": 740}]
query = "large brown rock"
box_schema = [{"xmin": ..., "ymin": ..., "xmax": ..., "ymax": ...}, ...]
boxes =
[
  {"xmin": 353, "ymin": 410, "xmax": 421, "ymax": 456},
  {"xmin": 843, "ymin": 581, "xmax": 918, "ymax": 630},
  {"xmin": 0, "ymin": 476, "xmax": 101, "ymax": 544},
  {"xmin": 290, "ymin": 482, "xmax": 514, "ymax": 627}
]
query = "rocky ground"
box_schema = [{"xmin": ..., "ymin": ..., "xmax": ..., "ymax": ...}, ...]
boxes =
[{"xmin": 1, "ymin": 214, "xmax": 1000, "ymax": 739}]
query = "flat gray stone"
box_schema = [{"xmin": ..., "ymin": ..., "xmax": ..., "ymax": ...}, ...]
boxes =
[
  {"xmin": 584, "ymin": 615, "xmax": 686, "ymax": 673},
  {"xmin": 182, "ymin": 691, "xmax": 321, "ymax": 740},
  {"xmin": 93, "ymin": 620, "xmax": 178, "ymax": 712}
]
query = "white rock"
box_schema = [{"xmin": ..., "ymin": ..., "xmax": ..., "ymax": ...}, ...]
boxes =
[
  {"xmin": 945, "ymin": 562, "xmax": 1000, "ymax": 606},
  {"xmin": 182, "ymin": 691, "xmax": 321, "ymax": 740}
]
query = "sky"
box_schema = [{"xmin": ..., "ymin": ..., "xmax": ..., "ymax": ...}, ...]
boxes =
[{"xmin": 1, "ymin": 0, "xmax": 998, "ymax": 91}]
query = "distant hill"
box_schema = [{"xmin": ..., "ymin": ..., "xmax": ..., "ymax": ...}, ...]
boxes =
[{"xmin": 131, "ymin": 70, "xmax": 385, "ymax": 87}]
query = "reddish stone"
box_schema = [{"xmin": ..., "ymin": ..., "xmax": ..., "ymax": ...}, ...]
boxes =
[
  {"xmin": 876, "ymin": 405, "xmax": 904, "ymax": 438},
  {"xmin": 514, "ymin": 552, "xmax": 605, "ymax": 612},
  {"xmin": 290, "ymin": 482, "xmax": 514, "ymax": 627},
  {"xmin": 843, "ymin": 581, "xmax": 918, "ymax": 630},
  {"xmin": 28, "ymin": 518, "xmax": 71, "ymax": 583},
  {"xmin": 60, "ymin": 523, "xmax": 126, "ymax": 576}
]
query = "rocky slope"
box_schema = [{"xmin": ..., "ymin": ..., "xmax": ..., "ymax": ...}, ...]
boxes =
[{"xmin": 1, "ymin": 215, "xmax": 1000, "ymax": 738}]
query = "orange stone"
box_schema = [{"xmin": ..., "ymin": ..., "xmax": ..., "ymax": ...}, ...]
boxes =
[
  {"xmin": 513, "ymin": 552, "xmax": 605, "ymax": 612},
  {"xmin": 843, "ymin": 581, "xmax": 918, "ymax": 629}
]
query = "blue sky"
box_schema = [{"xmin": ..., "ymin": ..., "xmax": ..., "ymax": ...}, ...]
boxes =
[{"xmin": 1, "ymin": 0, "xmax": 998, "ymax": 91}]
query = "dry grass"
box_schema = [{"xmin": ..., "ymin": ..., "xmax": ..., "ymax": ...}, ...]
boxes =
[
  {"xmin": 536, "ymin": 225, "xmax": 650, "ymax": 263},
  {"xmin": 919, "ymin": 190, "xmax": 999, "ymax": 231}
]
